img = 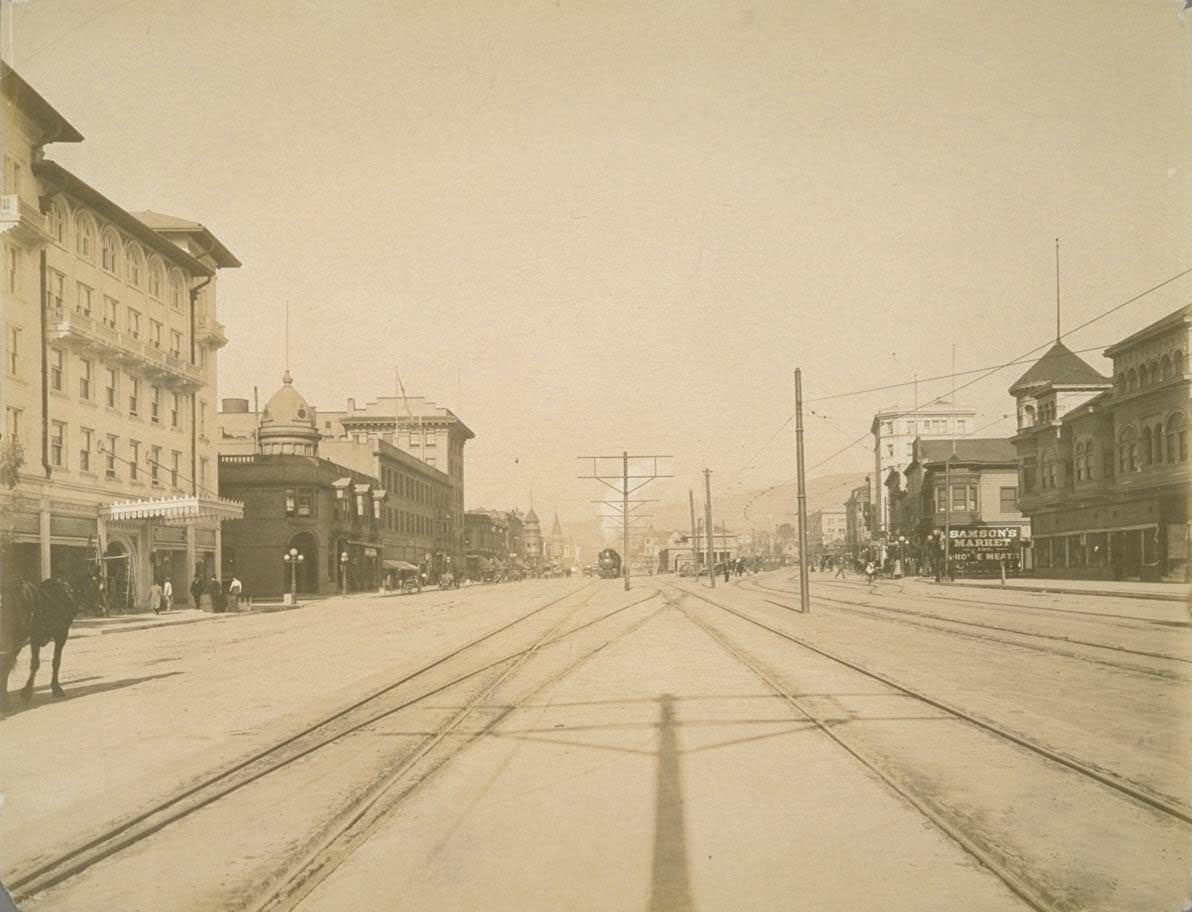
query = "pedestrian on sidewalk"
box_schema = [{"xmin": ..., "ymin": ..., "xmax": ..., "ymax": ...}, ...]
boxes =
[
  {"xmin": 834, "ymin": 562, "xmax": 846, "ymax": 579},
  {"xmin": 210, "ymin": 576, "xmax": 226, "ymax": 613},
  {"xmin": 228, "ymin": 576, "xmax": 243, "ymax": 611},
  {"xmin": 148, "ymin": 580, "xmax": 163, "ymax": 615},
  {"xmin": 162, "ymin": 578, "xmax": 173, "ymax": 612},
  {"xmin": 190, "ymin": 575, "xmax": 205, "ymax": 610}
]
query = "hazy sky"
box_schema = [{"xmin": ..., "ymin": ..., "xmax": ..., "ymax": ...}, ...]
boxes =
[{"xmin": 10, "ymin": 0, "xmax": 1192, "ymax": 523}]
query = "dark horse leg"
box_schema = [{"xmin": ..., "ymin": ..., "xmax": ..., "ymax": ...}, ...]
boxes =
[
  {"xmin": 50, "ymin": 633, "xmax": 67, "ymax": 697},
  {"xmin": 21, "ymin": 641, "xmax": 40, "ymax": 703},
  {"xmin": 0, "ymin": 649, "xmax": 15, "ymax": 712}
]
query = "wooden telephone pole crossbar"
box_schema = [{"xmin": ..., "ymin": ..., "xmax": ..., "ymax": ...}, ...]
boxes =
[{"xmin": 578, "ymin": 453, "xmax": 673, "ymax": 590}]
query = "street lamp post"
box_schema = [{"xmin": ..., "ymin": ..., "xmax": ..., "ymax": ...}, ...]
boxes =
[
  {"xmin": 339, "ymin": 551, "xmax": 349, "ymax": 594},
  {"xmin": 283, "ymin": 547, "xmax": 304, "ymax": 605},
  {"xmin": 895, "ymin": 535, "xmax": 907, "ymax": 579}
]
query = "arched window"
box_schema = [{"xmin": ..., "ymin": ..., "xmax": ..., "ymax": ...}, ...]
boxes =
[
  {"xmin": 126, "ymin": 243, "xmax": 144, "ymax": 288},
  {"xmin": 75, "ymin": 211, "xmax": 96, "ymax": 259},
  {"xmin": 1161, "ymin": 355, "xmax": 1172, "ymax": 381},
  {"xmin": 169, "ymin": 270, "xmax": 185, "ymax": 310},
  {"xmin": 1175, "ymin": 350, "xmax": 1185, "ymax": 377},
  {"xmin": 48, "ymin": 200, "xmax": 68, "ymax": 245},
  {"xmin": 1118, "ymin": 426, "xmax": 1138, "ymax": 473},
  {"xmin": 147, "ymin": 258, "xmax": 164, "ymax": 299},
  {"xmin": 1141, "ymin": 427, "xmax": 1153, "ymax": 466},
  {"xmin": 1167, "ymin": 414, "xmax": 1187, "ymax": 464},
  {"xmin": 1127, "ymin": 368, "xmax": 1137, "ymax": 392},
  {"xmin": 101, "ymin": 228, "xmax": 120, "ymax": 273}
]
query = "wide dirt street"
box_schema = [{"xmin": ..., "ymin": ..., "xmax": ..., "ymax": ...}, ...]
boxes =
[{"xmin": 2, "ymin": 572, "xmax": 1189, "ymax": 911}]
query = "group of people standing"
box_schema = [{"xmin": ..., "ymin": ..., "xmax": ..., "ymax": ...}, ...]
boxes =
[{"xmin": 144, "ymin": 575, "xmax": 242, "ymax": 614}]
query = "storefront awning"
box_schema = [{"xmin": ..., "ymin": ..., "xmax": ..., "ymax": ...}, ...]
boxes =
[
  {"xmin": 383, "ymin": 559, "xmax": 419, "ymax": 571},
  {"xmin": 107, "ymin": 495, "xmax": 244, "ymax": 522}
]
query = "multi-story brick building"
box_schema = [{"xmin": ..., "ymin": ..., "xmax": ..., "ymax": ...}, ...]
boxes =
[
  {"xmin": 843, "ymin": 480, "xmax": 873, "ymax": 562},
  {"xmin": 217, "ymin": 374, "xmax": 383, "ymax": 596},
  {"xmin": 1, "ymin": 63, "xmax": 241, "ymax": 611},
  {"xmin": 319, "ymin": 395, "xmax": 473, "ymax": 569},
  {"xmin": 1011, "ymin": 308, "xmax": 1190, "ymax": 580}
]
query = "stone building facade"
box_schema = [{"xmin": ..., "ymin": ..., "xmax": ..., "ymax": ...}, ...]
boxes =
[{"xmin": 1, "ymin": 63, "xmax": 241, "ymax": 611}]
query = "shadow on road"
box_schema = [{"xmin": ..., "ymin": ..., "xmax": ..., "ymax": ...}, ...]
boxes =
[{"xmin": 1, "ymin": 671, "xmax": 184, "ymax": 719}]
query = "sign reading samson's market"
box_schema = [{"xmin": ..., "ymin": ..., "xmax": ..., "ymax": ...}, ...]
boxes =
[{"xmin": 946, "ymin": 525, "xmax": 1025, "ymax": 574}]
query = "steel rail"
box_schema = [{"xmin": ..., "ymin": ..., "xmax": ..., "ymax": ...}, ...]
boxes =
[
  {"xmin": 676, "ymin": 583, "xmax": 1192, "ymax": 826},
  {"xmin": 5, "ymin": 581, "xmax": 621, "ymax": 901},
  {"xmin": 738, "ymin": 576, "xmax": 1191, "ymax": 668},
  {"xmin": 249, "ymin": 589, "xmax": 666, "ymax": 912},
  {"xmin": 673, "ymin": 593, "xmax": 1062, "ymax": 912}
]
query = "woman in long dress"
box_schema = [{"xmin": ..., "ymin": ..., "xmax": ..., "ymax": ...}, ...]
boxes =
[{"xmin": 148, "ymin": 580, "xmax": 163, "ymax": 615}]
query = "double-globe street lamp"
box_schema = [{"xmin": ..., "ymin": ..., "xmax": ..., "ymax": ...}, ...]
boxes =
[{"xmin": 283, "ymin": 547, "xmax": 304, "ymax": 604}]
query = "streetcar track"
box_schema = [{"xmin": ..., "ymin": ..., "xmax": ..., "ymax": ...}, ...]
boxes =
[
  {"xmin": 738, "ymin": 576, "xmax": 1191, "ymax": 672},
  {"xmin": 754, "ymin": 574, "xmax": 1187, "ymax": 627},
  {"xmin": 250, "ymin": 590, "xmax": 668, "ymax": 912},
  {"xmin": 670, "ymin": 591, "xmax": 1062, "ymax": 912},
  {"xmin": 673, "ymin": 583, "xmax": 1192, "ymax": 826},
  {"xmin": 5, "ymin": 581, "xmax": 638, "ymax": 903}
]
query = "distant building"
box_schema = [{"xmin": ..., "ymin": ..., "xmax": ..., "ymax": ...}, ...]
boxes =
[
  {"xmin": 658, "ymin": 529, "xmax": 738, "ymax": 572},
  {"xmin": 522, "ymin": 508, "xmax": 543, "ymax": 570},
  {"xmin": 464, "ymin": 510, "xmax": 508, "ymax": 578},
  {"xmin": 844, "ymin": 481, "xmax": 873, "ymax": 561},
  {"xmin": 1010, "ymin": 308, "xmax": 1190, "ymax": 581},
  {"xmin": 807, "ymin": 509, "xmax": 847, "ymax": 565},
  {"xmin": 898, "ymin": 438, "xmax": 1027, "ymax": 577},
  {"xmin": 871, "ymin": 402, "xmax": 975, "ymax": 549}
]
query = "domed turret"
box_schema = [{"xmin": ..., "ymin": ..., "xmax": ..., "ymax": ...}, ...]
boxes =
[{"xmin": 259, "ymin": 371, "xmax": 320, "ymax": 456}]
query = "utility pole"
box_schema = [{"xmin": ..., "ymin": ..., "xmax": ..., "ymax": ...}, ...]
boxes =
[
  {"xmin": 943, "ymin": 344, "xmax": 957, "ymax": 582},
  {"xmin": 703, "ymin": 469, "xmax": 715, "ymax": 588},
  {"xmin": 688, "ymin": 489, "xmax": 698, "ymax": 574},
  {"xmin": 794, "ymin": 369, "xmax": 811, "ymax": 613},
  {"xmin": 622, "ymin": 452, "xmax": 630, "ymax": 590},
  {"xmin": 579, "ymin": 453, "xmax": 672, "ymax": 591}
]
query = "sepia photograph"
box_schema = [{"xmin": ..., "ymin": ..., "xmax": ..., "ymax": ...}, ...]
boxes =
[{"xmin": 1, "ymin": 1, "xmax": 1190, "ymax": 909}]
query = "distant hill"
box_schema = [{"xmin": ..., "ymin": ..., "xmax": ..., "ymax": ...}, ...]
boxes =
[{"xmin": 561, "ymin": 471, "xmax": 866, "ymax": 560}]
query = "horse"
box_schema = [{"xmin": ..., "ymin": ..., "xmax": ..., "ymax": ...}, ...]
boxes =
[{"xmin": 1, "ymin": 578, "xmax": 80, "ymax": 713}]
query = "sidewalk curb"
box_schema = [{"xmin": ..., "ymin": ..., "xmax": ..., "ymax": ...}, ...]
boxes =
[{"xmin": 911, "ymin": 579, "xmax": 1189, "ymax": 604}]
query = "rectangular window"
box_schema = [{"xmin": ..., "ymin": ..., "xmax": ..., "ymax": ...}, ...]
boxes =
[
  {"xmin": 5, "ymin": 406, "xmax": 21, "ymax": 442},
  {"xmin": 170, "ymin": 450, "xmax": 180, "ymax": 488},
  {"xmin": 999, "ymin": 487, "xmax": 1017, "ymax": 512},
  {"xmin": 150, "ymin": 445, "xmax": 161, "ymax": 485},
  {"xmin": 105, "ymin": 367, "xmax": 118, "ymax": 407},
  {"xmin": 105, "ymin": 434, "xmax": 117, "ymax": 478},
  {"xmin": 127, "ymin": 308, "xmax": 141, "ymax": 339},
  {"xmin": 47, "ymin": 270, "xmax": 65, "ymax": 309},
  {"xmin": 50, "ymin": 421, "xmax": 65, "ymax": 467},
  {"xmin": 150, "ymin": 320, "xmax": 162, "ymax": 348},
  {"xmin": 104, "ymin": 296, "xmax": 119, "ymax": 329},
  {"xmin": 170, "ymin": 393, "xmax": 180, "ymax": 428},
  {"xmin": 151, "ymin": 386, "xmax": 161, "ymax": 423},
  {"xmin": 951, "ymin": 484, "xmax": 967, "ymax": 511},
  {"xmin": 956, "ymin": 419, "xmax": 968, "ymax": 434},
  {"xmin": 129, "ymin": 440, "xmax": 140, "ymax": 480},
  {"xmin": 199, "ymin": 400, "xmax": 207, "ymax": 436},
  {"xmin": 199, "ymin": 457, "xmax": 208, "ymax": 492},
  {"xmin": 7, "ymin": 325, "xmax": 18, "ymax": 375},
  {"xmin": 6, "ymin": 246, "xmax": 17, "ymax": 294},
  {"xmin": 170, "ymin": 330, "xmax": 182, "ymax": 356},
  {"xmin": 80, "ymin": 428, "xmax": 93, "ymax": 472},
  {"xmin": 296, "ymin": 489, "xmax": 314, "ymax": 517},
  {"xmin": 76, "ymin": 282, "xmax": 93, "ymax": 316},
  {"xmin": 128, "ymin": 376, "xmax": 140, "ymax": 416},
  {"xmin": 50, "ymin": 348, "xmax": 64, "ymax": 391}
]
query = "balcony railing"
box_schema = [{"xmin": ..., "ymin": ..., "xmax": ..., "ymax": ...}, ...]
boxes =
[
  {"xmin": 47, "ymin": 305, "xmax": 203, "ymax": 389},
  {"xmin": 0, "ymin": 194, "xmax": 52, "ymax": 246},
  {"xmin": 195, "ymin": 315, "xmax": 228, "ymax": 349}
]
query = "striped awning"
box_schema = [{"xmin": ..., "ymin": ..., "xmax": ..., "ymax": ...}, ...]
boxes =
[{"xmin": 107, "ymin": 495, "xmax": 244, "ymax": 522}]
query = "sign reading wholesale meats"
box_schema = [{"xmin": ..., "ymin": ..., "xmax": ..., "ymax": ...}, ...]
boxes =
[{"xmin": 947, "ymin": 525, "xmax": 1024, "ymax": 574}]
